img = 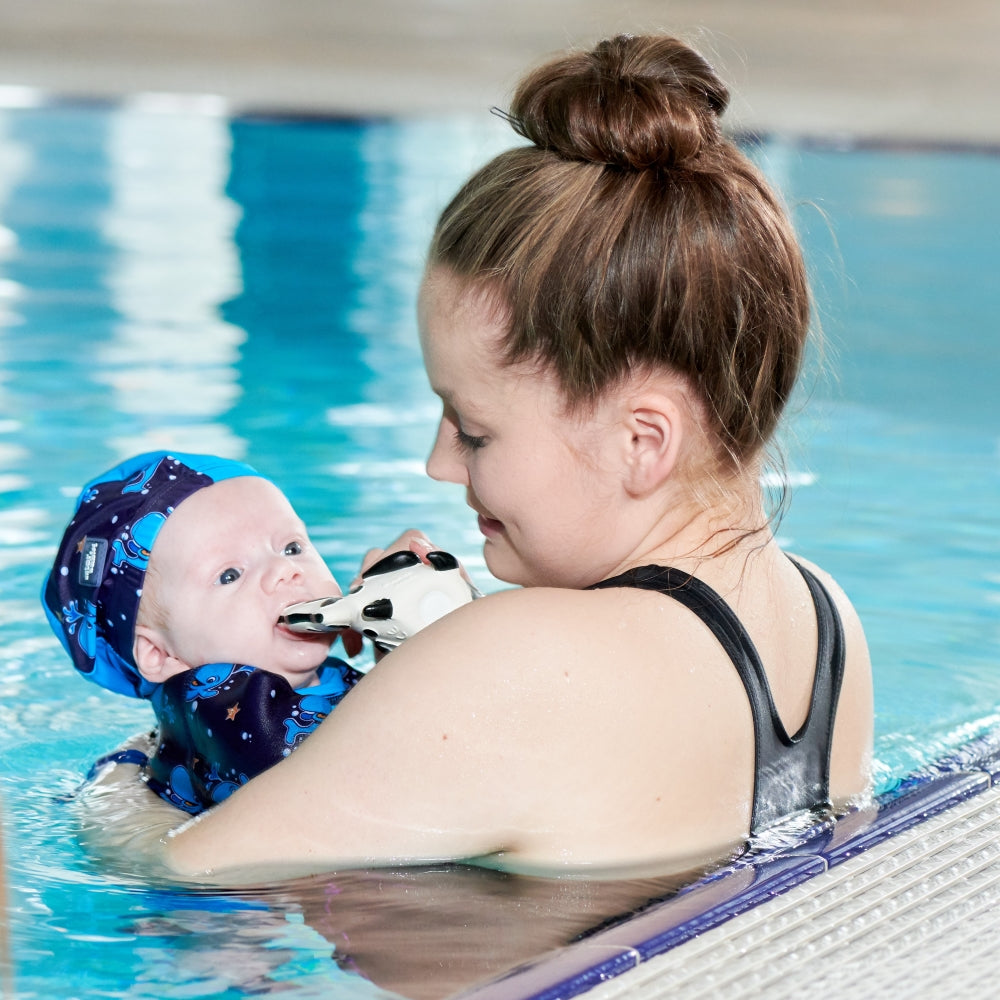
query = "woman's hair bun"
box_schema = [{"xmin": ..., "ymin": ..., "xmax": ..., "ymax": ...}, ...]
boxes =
[{"xmin": 508, "ymin": 34, "xmax": 730, "ymax": 171}]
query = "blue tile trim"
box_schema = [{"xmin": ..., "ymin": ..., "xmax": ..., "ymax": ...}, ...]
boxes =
[
  {"xmin": 599, "ymin": 854, "xmax": 828, "ymax": 960},
  {"xmin": 460, "ymin": 942, "xmax": 641, "ymax": 1000}
]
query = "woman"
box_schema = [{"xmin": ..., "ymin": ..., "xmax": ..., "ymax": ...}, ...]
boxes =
[{"xmin": 124, "ymin": 33, "xmax": 873, "ymax": 881}]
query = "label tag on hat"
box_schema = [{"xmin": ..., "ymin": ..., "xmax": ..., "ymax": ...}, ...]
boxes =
[{"xmin": 78, "ymin": 537, "xmax": 108, "ymax": 588}]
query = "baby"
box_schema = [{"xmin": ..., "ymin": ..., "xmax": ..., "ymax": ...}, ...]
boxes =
[{"xmin": 43, "ymin": 451, "xmax": 362, "ymax": 814}]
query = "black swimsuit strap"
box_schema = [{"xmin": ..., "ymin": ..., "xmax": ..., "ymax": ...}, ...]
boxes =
[{"xmin": 588, "ymin": 560, "xmax": 846, "ymax": 834}]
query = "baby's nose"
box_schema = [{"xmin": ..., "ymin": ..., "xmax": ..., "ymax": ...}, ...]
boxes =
[{"xmin": 265, "ymin": 554, "xmax": 303, "ymax": 591}]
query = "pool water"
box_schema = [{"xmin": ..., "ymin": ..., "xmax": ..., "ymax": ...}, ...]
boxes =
[{"xmin": 0, "ymin": 99, "xmax": 997, "ymax": 997}]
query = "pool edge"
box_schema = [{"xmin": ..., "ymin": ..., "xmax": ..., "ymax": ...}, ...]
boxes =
[{"xmin": 459, "ymin": 730, "xmax": 1000, "ymax": 1000}]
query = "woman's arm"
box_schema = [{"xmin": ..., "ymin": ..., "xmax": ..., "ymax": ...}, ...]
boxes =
[
  {"xmin": 162, "ymin": 583, "xmax": 761, "ymax": 883},
  {"xmin": 165, "ymin": 589, "xmax": 550, "ymax": 881},
  {"xmin": 74, "ymin": 732, "xmax": 193, "ymax": 879}
]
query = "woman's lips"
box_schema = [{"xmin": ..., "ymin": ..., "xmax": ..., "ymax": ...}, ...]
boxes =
[{"xmin": 477, "ymin": 513, "xmax": 504, "ymax": 537}]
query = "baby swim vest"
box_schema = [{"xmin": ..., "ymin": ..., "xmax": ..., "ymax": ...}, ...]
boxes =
[
  {"xmin": 145, "ymin": 657, "xmax": 363, "ymax": 813},
  {"xmin": 589, "ymin": 559, "xmax": 845, "ymax": 835}
]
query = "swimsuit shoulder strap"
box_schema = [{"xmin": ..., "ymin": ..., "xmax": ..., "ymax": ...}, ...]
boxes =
[{"xmin": 588, "ymin": 561, "xmax": 846, "ymax": 833}]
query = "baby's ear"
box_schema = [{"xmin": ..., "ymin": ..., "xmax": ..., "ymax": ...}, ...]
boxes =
[{"xmin": 133, "ymin": 625, "xmax": 182, "ymax": 684}]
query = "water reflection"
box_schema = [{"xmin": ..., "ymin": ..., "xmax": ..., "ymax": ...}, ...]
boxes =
[
  {"xmin": 284, "ymin": 865, "xmax": 695, "ymax": 999},
  {"xmin": 220, "ymin": 116, "xmax": 372, "ymax": 494},
  {"xmin": 109, "ymin": 864, "xmax": 698, "ymax": 1000},
  {"xmin": 0, "ymin": 102, "xmax": 247, "ymax": 489},
  {"xmin": 0, "ymin": 799, "xmax": 12, "ymax": 1000},
  {"xmin": 98, "ymin": 105, "xmax": 246, "ymax": 458}
]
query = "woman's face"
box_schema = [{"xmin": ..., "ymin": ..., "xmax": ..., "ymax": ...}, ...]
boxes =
[{"xmin": 418, "ymin": 268, "xmax": 626, "ymax": 589}]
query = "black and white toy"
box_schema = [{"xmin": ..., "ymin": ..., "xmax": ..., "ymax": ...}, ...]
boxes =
[{"xmin": 279, "ymin": 549, "xmax": 480, "ymax": 660}]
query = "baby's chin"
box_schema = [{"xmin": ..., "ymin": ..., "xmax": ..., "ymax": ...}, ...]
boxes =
[
  {"xmin": 261, "ymin": 664, "xmax": 322, "ymax": 690},
  {"xmin": 273, "ymin": 637, "xmax": 334, "ymax": 676}
]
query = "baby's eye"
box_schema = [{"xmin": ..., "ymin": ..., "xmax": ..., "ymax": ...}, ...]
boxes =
[
  {"xmin": 284, "ymin": 540, "xmax": 303, "ymax": 556},
  {"xmin": 218, "ymin": 567, "xmax": 242, "ymax": 585}
]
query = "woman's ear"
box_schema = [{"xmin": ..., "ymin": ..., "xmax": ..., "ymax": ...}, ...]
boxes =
[
  {"xmin": 621, "ymin": 392, "xmax": 685, "ymax": 497},
  {"xmin": 133, "ymin": 625, "xmax": 189, "ymax": 684}
]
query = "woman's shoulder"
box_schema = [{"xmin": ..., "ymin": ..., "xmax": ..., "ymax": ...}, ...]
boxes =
[
  {"xmin": 328, "ymin": 581, "xmax": 756, "ymax": 865},
  {"xmin": 431, "ymin": 581, "xmax": 675, "ymax": 642},
  {"xmin": 784, "ymin": 553, "xmax": 873, "ymax": 804},
  {"xmin": 785, "ymin": 553, "xmax": 870, "ymax": 654},
  {"xmin": 363, "ymin": 578, "xmax": 748, "ymax": 709},
  {"xmin": 435, "ymin": 577, "xmax": 713, "ymax": 628}
]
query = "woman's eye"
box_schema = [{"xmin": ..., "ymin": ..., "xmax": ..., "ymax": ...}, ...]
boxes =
[
  {"xmin": 455, "ymin": 428, "xmax": 488, "ymax": 452},
  {"xmin": 284, "ymin": 540, "xmax": 303, "ymax": 556},
  {"xmin": 218, "ymin": 567, "xmax": 241, "ymax": 585}
]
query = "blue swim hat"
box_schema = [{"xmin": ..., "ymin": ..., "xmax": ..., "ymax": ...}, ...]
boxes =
[{"xmin": 42, "ymin": 451, "xmax": 263, "ymax": 699}]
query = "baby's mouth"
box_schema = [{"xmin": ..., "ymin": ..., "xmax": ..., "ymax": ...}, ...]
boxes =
[
  {"xmin": 275, "ymin": 616, "xmax": 305, "ymax": 637},
  {"xmin": 277, "ymin": 597, "xmax": 345, "ymax": 635},
  {"xmin": 276, "ymin": 601, "xmax": 315, "ymax": 634}
]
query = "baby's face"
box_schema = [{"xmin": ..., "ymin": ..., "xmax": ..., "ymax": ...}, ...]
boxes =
[{"xmin": 141, "ymin": 477, "xmax": 341, "ymax": 685}]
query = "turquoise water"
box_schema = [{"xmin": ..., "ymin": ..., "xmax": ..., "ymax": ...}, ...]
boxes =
[{"xmin": 0, "ymin": 101, "xmax": 997, "ymax": 997}]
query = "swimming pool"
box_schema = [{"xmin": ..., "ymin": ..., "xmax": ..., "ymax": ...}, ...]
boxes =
[{"xmin": 0, "ymin": 97, "xmax": 997, "ymax": 997}]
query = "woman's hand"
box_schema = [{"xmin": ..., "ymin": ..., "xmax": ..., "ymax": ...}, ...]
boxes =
[
  {"xmin": 343, "ymin": 530, "xmax": 443, "ymax": 660},
  {"xmin": 354, "ymin": 530, "xmax": 439, "ymax": 586}
]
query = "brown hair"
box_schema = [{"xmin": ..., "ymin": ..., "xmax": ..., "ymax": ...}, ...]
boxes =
[{"xmin": 429, "ymin": 34, "xmax": 809, "ymax": 468}]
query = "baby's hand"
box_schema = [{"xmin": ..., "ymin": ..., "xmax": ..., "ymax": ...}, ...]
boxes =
[{"xmin": 338, "ymin": 628, "xmax": 364, "ymax": 659}]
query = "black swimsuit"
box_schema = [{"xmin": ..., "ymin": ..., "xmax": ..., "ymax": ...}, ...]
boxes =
[{"xmin": 589, "ymin": 560, "xmax": 846, "ymax": 834}]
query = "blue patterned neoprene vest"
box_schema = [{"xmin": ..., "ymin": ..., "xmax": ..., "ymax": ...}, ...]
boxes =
[{"xmin": 145, "ymin": 658, "xmax": 363, "ymax": 813}]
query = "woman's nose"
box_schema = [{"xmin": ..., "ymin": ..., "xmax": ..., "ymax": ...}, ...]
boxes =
[{"xmin": 426, "ymin": 419, "xmax": 468, "ymax": 485}]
